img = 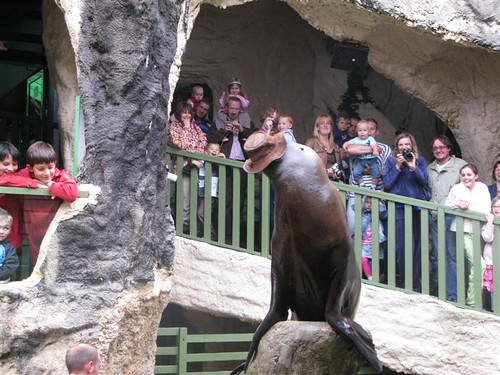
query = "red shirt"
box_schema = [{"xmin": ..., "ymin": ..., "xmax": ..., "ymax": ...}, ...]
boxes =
[{"xmin": 17, "ymin": 167, "xmax": 78, "ymax": 263}]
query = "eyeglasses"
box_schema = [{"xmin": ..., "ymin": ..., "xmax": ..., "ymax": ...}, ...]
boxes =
[
  {"xmin": 432, "ymin": 146, "xmax": 448, "ymax": 151},
  {"xmin": 492, "ymin": 205, "xmax": 500, "ymax": 209}
]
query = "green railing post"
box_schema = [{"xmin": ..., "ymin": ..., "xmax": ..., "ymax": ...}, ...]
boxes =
[{"xmin": 178, "ymin": 327, "xmax": 188, "ymax": 374}]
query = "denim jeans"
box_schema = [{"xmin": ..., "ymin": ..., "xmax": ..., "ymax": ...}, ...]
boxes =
[
  {"xmin": 429, "ymin": 214, "xmax": 457, "ymax": 299},
  {"xmin": 395, "ymin": 207, "xmax": 421, "ymax": 291}
]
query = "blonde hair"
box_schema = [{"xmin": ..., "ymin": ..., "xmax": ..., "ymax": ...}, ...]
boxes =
[
  {"xmin": 279, "ymin": 114, "xmax": 293, "ymax": 125},
  {"xmin": 312, "ymin": 115, "xmax": 335, "ymax": 150},
  {"xmin": 394, "ymin": 132, "xmax": 420, "ymax": 159},
  {"xmin": 0, "ymin": 207, "xmax": 13, "ymax": 226}
]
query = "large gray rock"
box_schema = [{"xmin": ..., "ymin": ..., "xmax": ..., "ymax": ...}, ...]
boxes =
[
  {"xmin": 245, "ymin": 321, "xmax": 366, "ymax": 375},
  {"xmin": 172, "ymin": 238, "xmax": 500, "ymax": 375}
]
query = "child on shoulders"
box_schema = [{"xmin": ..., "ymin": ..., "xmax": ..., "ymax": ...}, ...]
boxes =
[
  {"xmin": 346, "ymin": 120, "xmax": 380, "ymax": 190},
  {"xmin": 218, "ymin": 77, "xmax": 250, "ymax": 112},
  {"xmin": 187, "ymin": 85, "xmax": 204, "ymax": 111}
]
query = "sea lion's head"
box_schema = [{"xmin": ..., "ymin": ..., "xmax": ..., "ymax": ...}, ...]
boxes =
[{"xmin": 243, "ymin": 132, "xmax": 286, "ymax": 174}]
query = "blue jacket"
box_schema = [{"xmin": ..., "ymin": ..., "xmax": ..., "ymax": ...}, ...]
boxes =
[
  {"xmin": 361, "ymin": 198, "xmax": 387, "ymax": 243},
  {"xmin": 488, "ymin": 183, "xmax": 497, "ymax": 200},
  {"xmin": 383, "ymin": 156, "xmax": 429, "ymax": 200}
]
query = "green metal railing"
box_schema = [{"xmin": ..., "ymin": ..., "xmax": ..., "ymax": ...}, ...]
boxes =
[
  {"xmin": 155, "ymin": 327, "xmax": 252, "ymax": 375},
  {"xmin": 166, "ymin": 146, "xmax": 500, "ymax": 315}
]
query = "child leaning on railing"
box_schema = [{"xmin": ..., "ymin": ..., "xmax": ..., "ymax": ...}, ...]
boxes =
[{"xmin": 481, "ymin": 196, "xmax": 500, "ymax": 311}]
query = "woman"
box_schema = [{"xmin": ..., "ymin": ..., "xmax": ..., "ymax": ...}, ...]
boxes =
[
  {"xmin": 446, "ymin": 164, "xmax": 490, "ymax": 306},
  {"xmin": 168, "ymin": 102, "xmax": 207, "ymax": 233},
  {"xmin": 305, "ymin": 115, "xmax": 345, "ymax": 181},
  {"xmin": 488, "ymin": 161, "xmax": 500, "ymax": 199},
  {"xmin": 383, "ymin": 133, "xmax": 429, "ymax": 291}
]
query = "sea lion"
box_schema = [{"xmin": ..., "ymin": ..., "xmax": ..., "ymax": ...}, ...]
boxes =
[{"xmin": 231, "ymin": 131, "xmax": 382, "ymax": 374}]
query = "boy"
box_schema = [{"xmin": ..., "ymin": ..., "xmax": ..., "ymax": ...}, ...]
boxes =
[
  {"xmin": 346, "ymin": 120, "xmax": 380, "ymax": 190},
  {"xmin": 192, "ymin": 142, "xmax": 225, "ymax": 239},
  {"xmin": 187, "ymin": 85, "xmax": 204, "ymax": 111},
  {"xmin": 0, "ymin": 142, "xmax": 39, "ymax": 250},
  {"xmin": 277, "ymin": 114, "xmax": 297, "ymax": 143},
  {"xmin": 17, "ymin": 141, "xmax": 79, "ymax": 268},
  {"xmin": 0, "ymin": 208, "xmax": 19, "ymax": 283}
]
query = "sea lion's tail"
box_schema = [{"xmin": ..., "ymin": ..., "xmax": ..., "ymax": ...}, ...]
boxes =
[{"xmin": 327, "ymin": 316, "xmax": 383, "ymax": 372}]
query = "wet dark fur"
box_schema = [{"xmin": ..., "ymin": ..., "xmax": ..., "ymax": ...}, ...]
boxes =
[{"xmin": 232, "ymin": 142, "xmax": 382, "ymax": 374}]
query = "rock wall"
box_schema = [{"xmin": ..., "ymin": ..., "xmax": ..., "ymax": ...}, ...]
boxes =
[{"xmin": 0, "ymin": 0, "xmax": 179, "ymax": 373}]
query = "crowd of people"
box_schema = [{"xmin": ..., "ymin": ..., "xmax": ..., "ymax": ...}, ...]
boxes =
[{"xmin": 167, "ymin": 80, "xmax": 499, "ymax": 311}]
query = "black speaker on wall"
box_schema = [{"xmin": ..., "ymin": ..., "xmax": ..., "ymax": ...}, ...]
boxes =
[{"xmin": 330, "ymin": 42, "xmax": 369, "ymax": 74}]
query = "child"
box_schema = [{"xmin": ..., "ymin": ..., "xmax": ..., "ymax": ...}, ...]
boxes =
[
  {"xmin": 481, "ymin": 196, "xmax": 500, "ymax": 311},
  {"xmin": 0, "ymin": 208, "xmax": 19, "ymax": 283},
  {"xmin": 360, "ymin": 197, "xmax": 387, "ymax": 281},
  {"xmin": 277, "ymin": 114, "xmax": 297, "ymax": 143},
  {"xmin": 0, "ymin": 142, "xmax": 39, "ymax": 250},
  {"xmin": 445, "ymin": 163, "xmax": 490, "ymax": 306},
  {"xmin": 218, "ymin": 77, "xmax": 250, "ymax": 111},
  {"xmin": 346, "ymin": 120, "xmax": 380, "ymax": 190},
  {"xmin": 17, "ymin": 141, "xmax": 79, "ymax": 268},
  {"xmin": 193, "ymin": 143, "xmax": 225, "ymax": 240},
  {"xmin": 192, "ymin": 142, "xmax": 225, "ymax": 240},
  {"xmin": 187, "ymin": 85, "xmax": 204, "ymax": 111}
]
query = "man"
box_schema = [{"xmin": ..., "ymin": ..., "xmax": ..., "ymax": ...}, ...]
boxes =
[
  {"xmin": 210, "ymin": 96, "xmax": 254, "ymax": 160},
  {"xmin": 343, "ymin": 118, "xmax": 391, "ymax": 237},
  {"xmin": 193, "ymin": 99, "xmax": 213, "ymax": 134},
  {"xmin": 208, "ymin": 97, "xmax": 255, "ymax": 243},
  {"xmin": 427, "ymin": 135, "xmax": 467, "ymax": 301},
  {"xmin": 65, "ymin": 344, "xmax": 101, "ymax": 375}
]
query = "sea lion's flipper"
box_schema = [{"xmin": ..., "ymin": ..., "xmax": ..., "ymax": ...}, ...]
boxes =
[
  {"xmin": 326, "ymin": 315, "xmax": 383, "ymax": 372},
  {"xmin": 240, "ymin": 272, "xmax": 289, "ymax": 372},
  {"xmin": 229, "ymin": 363, "xmax": 245, "ymax": 375}
]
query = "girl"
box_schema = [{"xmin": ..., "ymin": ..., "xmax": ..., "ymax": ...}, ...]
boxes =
[
  {"xmin": 360, "ymin": 197, "xmax": 387, "ymax": 281},
  {"xmin": 383, "ymin": 133, "xmax": 429, "ymax": 291},
  {"xmin": 218, "ymin": 77, "xmax": 250, "ymax": 111},
  {"xmin": 445, "ymin": 164, "xmax": 490, "ymax": 306},
  {"xmin": 481, "ymin": 196, "xmax": 500, "ymax": 311}
]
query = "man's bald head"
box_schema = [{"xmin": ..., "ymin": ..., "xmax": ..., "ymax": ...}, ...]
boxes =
[{"xmin": 65, "ymin": 344, "xmax": 100, "ymax": 375}]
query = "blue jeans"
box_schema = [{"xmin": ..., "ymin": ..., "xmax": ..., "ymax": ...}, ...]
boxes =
[
  {"xmin": 428, "ymin": 214, "xmax": 457, "ymax": 299},
  {"xmin": 395, "ymin": 207, "xmax": 421, "ymax": 291}
]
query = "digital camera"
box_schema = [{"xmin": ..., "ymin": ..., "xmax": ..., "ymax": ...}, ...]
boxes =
[
  {"xmin": 328, "ymin": 163, "xmax": 343, "ymax": 179},
  {"xmin": 402, "ymin": 148, "xmax": 413, "ymax": 162}
]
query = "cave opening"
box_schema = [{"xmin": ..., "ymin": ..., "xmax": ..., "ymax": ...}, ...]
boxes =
[{"xmin": 177, "ymin": 0, "xmax": 460, "ymax": 160}]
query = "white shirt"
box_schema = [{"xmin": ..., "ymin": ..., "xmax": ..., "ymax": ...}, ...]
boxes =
[{"xmin": 445, "ymin": 181, "xmax": 491, "ymax": 233}]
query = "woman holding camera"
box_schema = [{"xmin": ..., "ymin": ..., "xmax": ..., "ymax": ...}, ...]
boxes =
[
  {"xmin": 305, "ymin": 114, "xmax": 346, "ymax": 181},
  {"xmin": 383, "ymin": 133, "xmax": 429, "ymax": 292}
]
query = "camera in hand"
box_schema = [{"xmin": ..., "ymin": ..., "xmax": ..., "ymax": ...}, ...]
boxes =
[
  {"xmin": 328, "ymin": 163, "xmax": 343, "ymax": 179},
  {"xmin": 402, "ymin": 148, "xmax": 413, "ymax": 162}
]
